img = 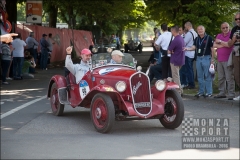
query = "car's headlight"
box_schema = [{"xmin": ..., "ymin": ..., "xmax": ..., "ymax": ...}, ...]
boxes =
[
  {"xmin": 107, "ymin": 47, "xmax": 113, "ymax": 53},
  {"xmin": 92, "ymin": 47, "xmax": 98, "ymax": 53},
  {"xmin": 155, "ymin": 80, "xmax": 166, "ymax": 91},
  {"xmin": 115, "ymin": 81, "xmax": 126, "ymax": 92}
]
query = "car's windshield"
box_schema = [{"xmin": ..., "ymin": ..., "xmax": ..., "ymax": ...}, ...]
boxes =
[{"xmin": 91, "ymin": 52, "xmax": 136, "ymax": 68}]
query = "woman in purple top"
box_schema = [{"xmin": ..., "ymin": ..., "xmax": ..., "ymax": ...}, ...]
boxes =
[{"xmin": 168, "ymin": 25, "xmax": 185, "ymax": 95}]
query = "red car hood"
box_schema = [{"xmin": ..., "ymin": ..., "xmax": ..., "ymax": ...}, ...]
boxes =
[{"xmin": 93, "ymin": 66, "xmax": 136, "ymax": 78}]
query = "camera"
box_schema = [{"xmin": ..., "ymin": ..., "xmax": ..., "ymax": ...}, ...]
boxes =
[{"xmin": 236, "ymin": 30, "xmax": 240, "ymax": 39}]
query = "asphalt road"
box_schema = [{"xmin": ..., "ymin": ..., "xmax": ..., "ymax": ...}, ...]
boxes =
[{"xmin": 1, "ymin": 48, "xmax": 239, "ymax": 159}]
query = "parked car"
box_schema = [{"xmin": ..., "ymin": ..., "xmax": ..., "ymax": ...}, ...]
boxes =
[
  {"xmin": 47, "ymin": 52, "xmax": 184, "ymax": 133},
  {"xmin": 89, "ymin": 37, "xmax": 117, "ymax": 54},
  {"xmin": 124, "ymin": 38, "xmax": 143, "ymax": 53}
]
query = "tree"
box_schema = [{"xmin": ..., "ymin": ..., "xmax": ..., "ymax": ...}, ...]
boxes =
[
  {"xmin": 42, "ymin": 0, "xmax": 58, "ymax": 28},
  {"xmin": 17, "ymin": 2, "xmax": 26, "ymax": 21},
  {"xmin": 5, "ymin": 0, "xmax": 18, "ymax": 32},
  {"xmin": 144, "ymin": 0, "xmax": 239, "ymax": 36}
]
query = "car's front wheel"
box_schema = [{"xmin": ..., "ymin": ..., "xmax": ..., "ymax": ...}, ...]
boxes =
[
  {"xmin": 50, "ymin": 83, "xmax": 64, "ymax": 116},
  {"xmin": 160, "ymin": 90, "xmax": 184, "ymax": 129},
  {"xmin": 90, "ymin": 93, "xmax": 115, "ymax": 133}
]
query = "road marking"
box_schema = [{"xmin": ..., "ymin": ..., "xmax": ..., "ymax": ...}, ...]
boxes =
[
  {"xmin": 1, "ymin": 98, "xmax": 14, "ymax": 102},
  {"xmin": 0, "ymin": 96, "xmax": 47, "ymax": 119}
]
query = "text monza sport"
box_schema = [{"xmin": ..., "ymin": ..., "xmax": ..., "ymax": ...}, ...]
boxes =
[{"xmin": 192, "ymin": 118, "xmax": 228, "ymax": 136}]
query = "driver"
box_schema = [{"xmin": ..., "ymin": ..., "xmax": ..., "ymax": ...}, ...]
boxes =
[
  {"xmin": 110, "ymin": 50, "xmax": 124, "ymax": 64},
  {"xmin": 65, "ymin": 46, "xmax": 92, "ymax": 83},
  {"xmin": 128, "ymin": 38, "xmax": 134, "ymax": 49}
]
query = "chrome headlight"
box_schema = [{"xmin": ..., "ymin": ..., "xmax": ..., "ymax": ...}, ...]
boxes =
[
  {"xmin": 107, "ymin": 47, "xmax": 113, "ymax": 53},
  {"xmin": 115, "ymin": 81, "xmax": 126, "ymax": 92},
  {"xmin": 92, "ymin": 47, "xmax": 98, "ymax": 53},
  {"xmin": 155, "ymin": 80, "xmax": 166, "ymax": 91},
  {"xmin": 137, "ymin": 66, "xmax": 142, "ymax": 71}
]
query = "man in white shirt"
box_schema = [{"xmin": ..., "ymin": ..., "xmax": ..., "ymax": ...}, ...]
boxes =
[
  {"xmin": 154, "ymin": 23, "xmax": 173, "ymax": 80},
  {"xmin": 12, "ymin": 33, "xmax": 26, "ymax": 80},
  {"xmin": 65, "ymin": 47, "xmax": 92, "ymax": 84}
]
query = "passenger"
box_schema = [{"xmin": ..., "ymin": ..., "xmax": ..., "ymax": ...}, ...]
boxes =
[
  {"xmin": 110, "ymin": 50, "xmax": 124, "ymax": 64},
  {"xmin": 65, "ymin": 46, "xmax": 92, "ymax": 83}
]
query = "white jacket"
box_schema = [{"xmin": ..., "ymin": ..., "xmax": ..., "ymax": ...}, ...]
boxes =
[{"xmin": 65, "ymin": 55, "xmax": 91, "ymax": 84}]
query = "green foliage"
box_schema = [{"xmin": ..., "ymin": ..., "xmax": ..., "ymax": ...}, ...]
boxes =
[
  {"xmin": 17, "ymin": 2, "xmax": 25, "ymax": 21},
  {"xmin": 16, "ymin": 0, "xmax": 239, "ymax": 40},
  {"xmin": 145, "ymin": 0, "xmax": 239, "ymax": 37},
  {"xmin": 182, "ymin": 0, "xmax": 239, "ymax": 36}
]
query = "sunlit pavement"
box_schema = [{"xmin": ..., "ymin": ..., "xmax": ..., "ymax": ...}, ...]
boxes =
[{"xmin": 126, "ymin": 148, "xmax": 239, "ymax": 159}]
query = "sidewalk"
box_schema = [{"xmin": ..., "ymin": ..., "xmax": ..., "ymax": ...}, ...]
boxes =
[{"xmin": 183, "ymin": 93, "xmax": 239, "ymax": 107}]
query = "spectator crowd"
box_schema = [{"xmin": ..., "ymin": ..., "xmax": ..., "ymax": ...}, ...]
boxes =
[
  {"xmin": 148, "ymin": 12, "xmax": 240, "ymax": 101},
  {"xmin": 1, "ymin": 31, "xmax": 55, "ymax": 84},
  {"xmin": 1, "ymin": 9, "xmax": 240, "ymax": 102}
]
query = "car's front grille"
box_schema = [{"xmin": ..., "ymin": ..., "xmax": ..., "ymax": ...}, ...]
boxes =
[{"xmin": 130, "ymin": 72, "xmax": 152, "ymax": 116}]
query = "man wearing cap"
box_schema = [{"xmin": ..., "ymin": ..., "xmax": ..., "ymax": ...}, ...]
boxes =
[
  {"xmin": 40, "ymin": 34, "xmax": 49, "ymax": 70},
  {"xmin": 110, "ymin": 50, "xmax": 124, "ymax": 64},
  {"xmin": 65, "ymin": 46, "xmax": 92, "ymax": 83}
]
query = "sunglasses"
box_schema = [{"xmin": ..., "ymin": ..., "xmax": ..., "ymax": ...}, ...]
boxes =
[
  {"xmin": 235, "ymin": 18, "xmax": 240, "ymax": 21},
  {"xmin": 221, "ymin": 27, "xmax": 228, "ymax": 29}
]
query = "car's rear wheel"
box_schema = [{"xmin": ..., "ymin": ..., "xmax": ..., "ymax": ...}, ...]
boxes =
[
  {"xmin": 160, "ymin": 89, "xmax": 184, "ymax": 129},
  {"xmin": 50, "ymin": 83, "xmax": 64, "ymax": 116},
  {"xmin": 124, "ymin": 44, "xmax": 128, "ymax": 53},
  {"xmin": 90, "ymin": 93, "xmax": 115, "ymax": 133}
]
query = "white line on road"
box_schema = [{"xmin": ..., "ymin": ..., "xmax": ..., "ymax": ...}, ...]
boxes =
[{"xmin": 0, "ymin": 96, "xmax": 47, "ymax": 119}]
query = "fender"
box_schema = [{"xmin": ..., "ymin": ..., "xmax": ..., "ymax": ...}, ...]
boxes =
[
  {"xmin": 91, "ymin": 84, "xmax": 117, "ymax": 92},
  {"xmin": 47, "ymin": 75, "xmax": 67, "ymax": 98},
  {"xmin": 79, "ymin": 84, "xmax": 126, "ymax": 109},
  {"xmin": 151, "ymin": 82, "xmax": 179, "ymax": 104}
]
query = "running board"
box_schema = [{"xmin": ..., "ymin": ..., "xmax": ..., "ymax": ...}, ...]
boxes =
[{"xmin": 115, "ymin": 115, "xmax": 162, "ymax": 121}]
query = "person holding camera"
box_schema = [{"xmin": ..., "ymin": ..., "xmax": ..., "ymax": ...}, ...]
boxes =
[
  {"xmin": 22, "ymin": 55, "xmax": 36, "ymax": 79},
  {"xmin": 228, "ymin": 12, "xmax": 240, "ymax": 101}
]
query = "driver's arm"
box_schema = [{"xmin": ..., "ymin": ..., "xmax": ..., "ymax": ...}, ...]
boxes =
[{"xmin": 65, "ymin": 46, "xmax": 76, "ymax": 75}]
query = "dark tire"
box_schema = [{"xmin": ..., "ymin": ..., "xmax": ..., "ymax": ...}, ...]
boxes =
[
  {"xmin": 160, "ymin": 89, "xmax": 184, "ymax": 129},
  {"xmin": 50, "ymin": 83, "xmax": 64, "ymax": 116},
  {"xmin": 139, "ymin": 48, "xmax": 142, "ymax": 53},
  {"xmin": 138, "ymin": 44, "xmax": 143, "ymax": 53},
  {"xmin": 124, "ymin": 44, "xmax": 128, "ymax": 53},
  {"xmin": 90, "ymin": 93, "xmax": 115, "ymax": 133}
]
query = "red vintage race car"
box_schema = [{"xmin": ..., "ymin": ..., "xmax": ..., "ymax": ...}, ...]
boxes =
[{"xmin": 47, "ymin": 53, "xmax": 184, "ymax": 133}]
